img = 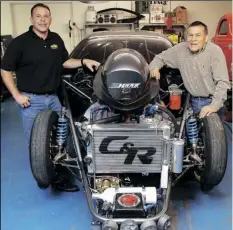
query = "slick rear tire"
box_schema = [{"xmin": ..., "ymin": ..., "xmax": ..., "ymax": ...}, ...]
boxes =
[
  {"xmin": 200, "ymin": 113, "xmax": 228, "ymax": 191},
  {"xmin": 30, "ymin": 110, "xmax": 59, "ymax": 189}
]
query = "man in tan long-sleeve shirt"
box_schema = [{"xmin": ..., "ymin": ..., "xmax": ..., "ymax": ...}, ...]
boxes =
[{"xmin": 149, "ymin": 21, "xmax": 231, "ymax": 119}]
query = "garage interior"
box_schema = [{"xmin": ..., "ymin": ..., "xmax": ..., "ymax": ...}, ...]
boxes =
[{"xmin": 1, "ymin": 1, "xmax": 232, "ymax": 230}]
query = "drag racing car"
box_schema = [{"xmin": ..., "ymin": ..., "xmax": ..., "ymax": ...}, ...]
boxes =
[{"xmin": 29, "ymin": 31, "xmax": 228, "ymax": 230}]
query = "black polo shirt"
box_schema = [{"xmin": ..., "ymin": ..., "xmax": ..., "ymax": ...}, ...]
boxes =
[{"xmin": 1, "ymin": 26, "xmax": 69, "ymax": 94}]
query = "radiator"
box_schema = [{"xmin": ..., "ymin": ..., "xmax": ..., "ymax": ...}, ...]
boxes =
[{"xmin": 88, "ymin": 123, "xmax": 172, "ymax": 174}]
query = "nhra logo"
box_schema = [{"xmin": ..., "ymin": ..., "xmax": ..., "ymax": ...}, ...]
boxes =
[{"xmin": 109, "ymin": 83, "xmax": 141, "ymax": 89}]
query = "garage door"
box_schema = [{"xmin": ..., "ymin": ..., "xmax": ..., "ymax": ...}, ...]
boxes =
[{"xmin": 11, "ymin": 2, "xmax": 73, "ymax": 53}]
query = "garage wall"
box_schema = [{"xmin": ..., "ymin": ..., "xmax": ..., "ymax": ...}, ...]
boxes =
[
  {"xmin": 170, "ymin": 1, "xmax": 232, "ymax": 40},
  {"xmin": 1, "ymin": 1, "xmax": 13, "ymax": 35},
  {"xmin": 1, "ymin": 1, "xmax": 133, "ymax": 52},
  {"xmin": 1, "ymin": 1, "xmax": 232, "ymax": 52},
  {"xmin": 10, "ymin": 2, "xmax": 74, "ymax": 53}
]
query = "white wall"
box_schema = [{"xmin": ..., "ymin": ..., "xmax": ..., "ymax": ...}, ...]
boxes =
[
  {"xmin": 1, "ymin": 1, "xmax": 232, "ymax": 47},
  {"xmin": 1, "ymin": 1, "xmax": 13, "ymax": 35}
]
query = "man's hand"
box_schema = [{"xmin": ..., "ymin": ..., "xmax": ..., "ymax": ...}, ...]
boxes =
[
  {"xmin": 150, "ymin": 68, "xmax": 160, "ymax": 80},
  {"xmin": 83, "ymin": 59, "xmax": 100, "ymax": 72},
  {"xmin": 14, "ymin": 93, "xmax": 30, "ymax": 108},
  {"xmin": 199, "ymin": 105, "xmax": 218, "ymax": 118}
]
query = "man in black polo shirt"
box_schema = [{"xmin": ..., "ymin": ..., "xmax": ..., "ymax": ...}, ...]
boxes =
[{"xmin": 1, "ymin": 3, "xmax": 100, "ymax": 192}]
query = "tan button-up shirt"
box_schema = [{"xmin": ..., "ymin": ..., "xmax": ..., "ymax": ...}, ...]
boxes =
[{"xmin": 149, "ymin": 41, "xmax": 231, "ymax": 110}]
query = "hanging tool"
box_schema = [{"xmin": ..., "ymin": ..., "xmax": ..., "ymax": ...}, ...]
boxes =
[{"xmin": 68, "ymin": 20, "xmax": 73, "ymax": 52}]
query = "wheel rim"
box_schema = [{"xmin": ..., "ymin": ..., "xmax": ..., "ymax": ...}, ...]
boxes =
[
  {"xmin": 49, "ymin": 125, "xmax": 58, "ymax": 168},
  {"xmin": 193, "ymin": 120, "xmax": 206, "ymax": 181}
]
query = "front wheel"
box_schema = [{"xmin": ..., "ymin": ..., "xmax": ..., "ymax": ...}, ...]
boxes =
[
  {"xmin": 29, "ymin": 110, "xmax": 59, "ymax": 188},
  {"xmin": 198, "ymin": 113, "xmax": 228, "ymax": 191}
]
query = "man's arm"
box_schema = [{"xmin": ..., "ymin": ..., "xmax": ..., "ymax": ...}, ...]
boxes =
[
  {"xmin": 1, "ymin": 39, "xmax": 30, "ymax": 107},
  {"xmin": 200, "ymin": 47, "xmax": 231, "ymax": 117},
  {"xmin": 210, "ymin": 48, "xmax": 231, "ymax": 109},
  {"xmin": 149, "ymin": 42, "xmax": 181, "ymax": 78},
  {"xmin": 1, "ymin": 70, "xmax": 30, "ymax": 107},
  {"xmin": 63, "ymin": 58, "xmax": 100, "ymax": 72},
  {"xmin": 59, "ymin": 39, "xmax": 100, "ymax": 72},
  {"xmin": 1, "ymin": 70, "xmax": 19, "ymax": 98}
]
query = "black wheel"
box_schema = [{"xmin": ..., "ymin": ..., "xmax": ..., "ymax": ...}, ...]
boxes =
[
  {"xmin": 29, "ymin": 110, "xmax": 59, "ymax": 188},
  {"xmin": 198, "ymin": 113, "xmax": 228, "ymax": 191}
]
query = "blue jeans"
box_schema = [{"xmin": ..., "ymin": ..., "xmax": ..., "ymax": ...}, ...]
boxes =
[
  {"xmin": 19, "ymin": 92, "xmax": 62, "ymax": 148},
  {"xmin": 191, "ymin": 97, "xmax": 225, "ymax": 121}
]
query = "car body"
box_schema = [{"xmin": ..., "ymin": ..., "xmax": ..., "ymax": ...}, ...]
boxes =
[
  {"xmin": 212, "ymin": 12, "xmax": 232, "ymax": 81},
  {"xmin": 69, "ymin": 31, "xmax": 173, "ymax": 63}
]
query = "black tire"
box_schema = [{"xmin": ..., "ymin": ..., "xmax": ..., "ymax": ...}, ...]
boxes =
[
  {"xmin": 29, "ymin": 110, "xmax": 59, "ymax": 188},
  {"xmin": 200, "ymin": 113, "xmax": 228, "ymax": 191}
]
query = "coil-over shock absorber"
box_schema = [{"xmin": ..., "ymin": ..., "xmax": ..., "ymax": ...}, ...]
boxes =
[
  {"xmin": 186, "ymin": 117, "xmax": 198, "ymax": 144},
  {"xmin": 56, "ymin": 108, "xmax": 68, "ymax": 150},
  {"xmin": 186, "ymin": 116, "xmax": 202, "ymax": 162}
]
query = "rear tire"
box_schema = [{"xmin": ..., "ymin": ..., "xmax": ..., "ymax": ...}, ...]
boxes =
[
  {"xmin": 199, "ymin": 113, "xmax": 228, "ymax": 191},
  {"xmin": 29, "ymin": 110, "xmax": 59, "ymax": 188}
]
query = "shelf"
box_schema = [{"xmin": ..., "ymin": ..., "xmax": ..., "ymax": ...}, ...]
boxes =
[
  {"xmin": 85, "ymin": 23, "xmax": 134, "ymax": 26},
  {"xmin": 139, "ymin": 23, "xmax": 188, "ymax": 26},
  {"xmin": 84, "ymin": 23, "xmax": 135, "ymax": 36},
  {"xmin": 138, "ymin": 23, "xmax": 188, "ymax": 30}
]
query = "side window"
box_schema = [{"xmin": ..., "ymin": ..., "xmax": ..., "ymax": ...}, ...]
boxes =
[{"xmin": 218, "ymin": 20, "xmax": 228, "ymax": 35}]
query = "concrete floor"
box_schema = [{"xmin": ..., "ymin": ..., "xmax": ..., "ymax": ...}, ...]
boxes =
[{"xmin": 1, "ymin": 98, "xmax": 232, "ymax": 230}]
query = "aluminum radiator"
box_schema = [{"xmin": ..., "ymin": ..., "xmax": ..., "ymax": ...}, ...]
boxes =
[{"xmin": 87, "ymin": 122, "xmax": 172, "ymax": 174}]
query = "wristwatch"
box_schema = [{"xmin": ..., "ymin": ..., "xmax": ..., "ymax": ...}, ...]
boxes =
[{"xmin": 81, "ymin": 58, "xmax": 85, "ymax": 67}]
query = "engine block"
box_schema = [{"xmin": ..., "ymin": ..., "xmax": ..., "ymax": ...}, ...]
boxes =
[{"xmin": 85, "ymin": 120, "xmax": 173, "ymax": 174}]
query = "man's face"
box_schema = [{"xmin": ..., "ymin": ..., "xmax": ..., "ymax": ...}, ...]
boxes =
[
  {"xmin": 187, "ymin": 26, "xmax": 208, "ymax": 52},
  {"xmin": 30, "ymin": 6, "xmax": 52, "ymax": 33}
]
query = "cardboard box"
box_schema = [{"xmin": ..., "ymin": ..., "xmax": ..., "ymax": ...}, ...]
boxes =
[
  {"xmin": 150, "ymin": 13, "xmax": 165, "ymax": 24},
  {"xmin": 150, "ymin": 4, "xmax": 163, "ymax": 14},
  {"xmin": 173, "ymin": 6, "xmax": 188, "ymax": 24}
]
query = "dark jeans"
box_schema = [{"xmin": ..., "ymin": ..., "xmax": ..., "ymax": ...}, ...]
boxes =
[
  {"xmin": 191, "ymin": 97, "xmax": 225, "ymax": 121},
  {"xmin": 19, "ymin": 92, "xmax": 62, "ymax": 147}
]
